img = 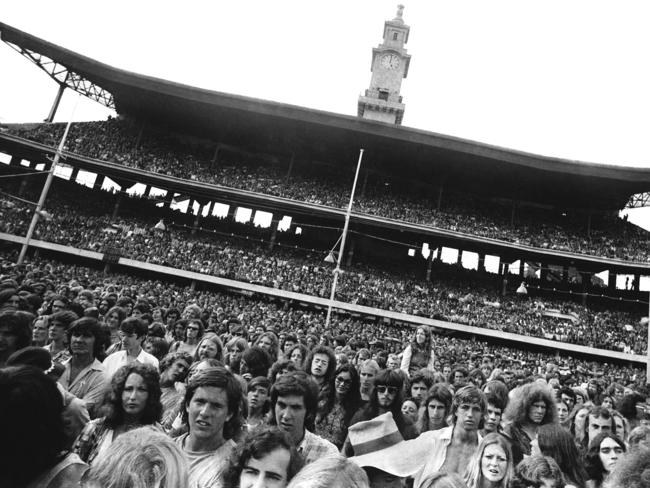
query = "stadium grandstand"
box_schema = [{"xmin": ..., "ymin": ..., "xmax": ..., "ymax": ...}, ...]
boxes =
[{"xmin": 1, "ymin": 18, "xmax": 650, "ymax": 386}]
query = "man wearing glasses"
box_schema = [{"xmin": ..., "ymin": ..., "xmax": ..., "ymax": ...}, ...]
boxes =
[
  {"xmin": 103, "ymin": 316, "xmax": 159, "ymax": 379},
  {"xmin": 343, "ymin": 369, "xmax": 419, "ymax": 456}
]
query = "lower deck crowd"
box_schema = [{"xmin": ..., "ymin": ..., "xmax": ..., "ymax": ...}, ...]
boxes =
[{"xmin": 1, "ymin": 251, "xmax": 649, "ymax": 488}]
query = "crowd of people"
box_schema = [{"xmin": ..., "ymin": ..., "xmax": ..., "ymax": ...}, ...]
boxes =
[
  {"xmin": 0, "ymin": 179, "xmax": 646, "ymax": 355},
  {"xmin": 5, "ymin": 118, "xmax": 650, "ymax": 262},
  {"xmin": 1, "ymin": 251, "xmax": 649, "ymax": 487}
]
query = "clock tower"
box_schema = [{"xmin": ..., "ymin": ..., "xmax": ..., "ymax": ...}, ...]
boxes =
[{"xmin": 358, "ymin": 5, "xmax": 411, "ymax": 125}]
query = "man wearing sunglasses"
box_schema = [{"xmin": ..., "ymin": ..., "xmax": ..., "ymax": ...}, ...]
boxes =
[{"xmin": 344, "ymin": 369, "xmax": 419, "ymax": 456}]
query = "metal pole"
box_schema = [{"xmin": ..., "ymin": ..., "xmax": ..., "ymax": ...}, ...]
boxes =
[
  {"xmin": 17, "ymin": 95, "xmax": 79, "ymax": 265},
  {"xmin": 325, "ymin": 148, "xmax": 364, "ymax": 329}
]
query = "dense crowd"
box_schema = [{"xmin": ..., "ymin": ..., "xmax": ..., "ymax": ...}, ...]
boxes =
[
  {"xmin": 1, "ymin": 252, "xmax": 649, "ymax": 488},
  {"xmin": 0, "ymin": 179, "xmax": 646, "ymax": 354},
  {"xmin": 5, "ymin": 118, "xmax": 650, "ymax": 262}
]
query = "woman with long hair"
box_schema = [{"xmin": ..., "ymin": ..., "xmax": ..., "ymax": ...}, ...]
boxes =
[
  {"xmin": 305, "ymin": 345, "xmax": 338, "ymax": 424},
  {"xmin": 464, "ymin": 433, "xmax": 513, "ymax": 488},
  {"xmin": 225, "ymin": 336, "xmax": 249, "ymax": 374},
  {"xmin": 192, "ymin": 332, "xmax": 224, "ymax": 362},
  {"xmin": 585, "ymin": 432, "xmax": 626, "ymax": 488},
  {"xmin": 315, "ymin": 363, "xmax": 362, "ymax": 449},
  {"xmin": 400, "ymin": 325, "xmax": 435, "ymax": 377},
  {"xmin": 72, "ymin": 362, "xmax": 162, "ymax": 465},
  {"xmin": 533, "ymin": 423, "xmax": 588, "ymax": 488},
  {"xmin": 254, "ymin": 331, "xmax": 281, "ymax": 364},
  {"xmin": 288, "ymin": 343, "xmax": 309, "ymax": 370}
]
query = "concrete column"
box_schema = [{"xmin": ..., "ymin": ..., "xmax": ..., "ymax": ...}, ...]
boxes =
[
  {"xmin": 478, "ymin": 253, "xmax": 486, "ymax": 273},
  {"xmin": 112, "ymin": 193, "xmax": 123, "ymax": 220},
  {"xmin": 69, "ymin": 167, "xmax": 80, "ymax": 183},
  {"xmin": 426, "ymin": 249, "xmax": 434, "ymax": 281},
  {"xmin": 268, "ymin": 217, "xmax": 280, "ymax": 251},
  {"xmin": 45, "ymin": 79, "xmax": 67, "ymax": 123}
]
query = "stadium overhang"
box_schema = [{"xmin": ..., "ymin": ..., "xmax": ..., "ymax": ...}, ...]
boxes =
[{"xmin": 3, "ymin": 22, "xmax": 650, "ymax": 210}]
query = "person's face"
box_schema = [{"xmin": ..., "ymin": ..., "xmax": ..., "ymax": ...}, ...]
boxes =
[
  {"xmin": 0, "ymin": 325, "xmax": 18, "ymax": 354},
  {"xmin": 106, "ymin": 312, "xmax": 121, "ymax": 329},
  {"xmin": 275, "ymin": 394, "xmax": 307, "ymax": 444},
  {"xmin": 376, "ymin": 385, "xmax": 398, "ymax": 409},
  {"xmin": 248, "ymin": 385, "xmax": 269, "ymax": 411},
  {"xmin": 258, "ymin": 336, "xmax": 273, "ymax": 352},
  {"xmin": 601, "ymin": 397, "xmax": 614, "ymax": 410},
  {"xmin": 174, "ymin": 322, "xmax": 186, "ymax": 338},
  {"xmin": 122, "ymin": 373, "xmax": 149, "ymax": 418},
  {"xmin": 283, "ymin": 339, "xmax": 296, "ymax": 355},
  {"xmin": 556, "ymin": 402, "xmax": 569, "ymax": 424},
  {"xmin": 290, "ymin": 348, "xmax": 303, "ymax": 365},
  {"xmin": 481, "ymin": 443, "xmax": 508, "ymax": 484},
  {"xmin": 410, "ymin": 381, "xmax": 427, "ymax": 402},
  {"xmin": 186, "ymin": 386, "xmax": 232, "ymax": 442},
  {"xmin": 360, "ymin": 366, "xmax": 376, "ymax": 392},
  {"xmin": 255, "ymin": 326, "xmax": 265, "ymax": 336},
  {"xmin": 306, "ymin": 336, "xmax": 315, "ymax": 348},
  {"xmin": 152, "ymin": 309, "xmax": 163, "ymax": 322},
  {"xmin": 198, "ymin": 340, "xmax": 218, "ymax": 360},
  {"xmin": 228, "ymin": 345, "xmax": 243, "ymax": 364},
  {"xmin": 484, "ymin": 403, "xmax": 502, "ymax": 433},
  {"xmin": 527, "ymin": 401, "xmax": 547, "ymax": 424},
  {"xmin": 598, "ymin": 437, "xmax": 623, "ymax": 473},
  {"xmin": 167, "ymin": 359, "xmax": 190, "ymax": 382},
  {"xmin": 613, "ymin": 416, "xmax": 625, "ymax": 440},
  {"xmin": 561, "ymin": 393, "xmax": 575, "ymax": 412},
  {"xmin": 401, "ymin": 400, "xmax": 418, "ymax": 423},
  {"xmin": 453, "ymin": 371, "xmax": 466, "ymax": 386},
  {"xmin": 48, "ymin": 322, "xmax": 66, "ymax": 342},
  {"xmin": 78, "ymin": 295, "xmax": 93, "ymax": 309},
  {"xmin": 51, "ymin": 300, "xmax": 66, "ymax": 312},
  {"xmin": 415, "ymin": 328, "xmax": 426, "ymax": 344},
  {"xmin": 588, "ymin": 414, "xmax": 613, "ymax": 444},
  {"xmin": 614, "ymin": 388, "xmax": 624, "ymax": 403},
  {"xmin": 70, "ymin": 331, "xmax": 95, "ymax": 357},
  {"xmin": 335, "ymin": 371, "xmax": 352, "ymax": 396},
  {"xmin": 575, "ymin": 394, "xmax": 585, "ymax": 407},
  {"xmin": 365, "ymin": 467, "xmax": 405, "ymax": 488},
  {"xmin": 310, "ymin": 353, "xmax": 329, "ymax": 378},
  {"xmin": 186, "ymin": 322, "xmax": 200, "ymax": 340},
  {"xmin": 455, "ymin": 401, "xmax": 483, "ymax": 432},
  {"xmin": 119, "ymin": 329, "xmax": 142, "ymax": 351},
  {"xmin": 386, "ymin": 357, "xmax": 399, "ymax": 370},
  {"xmin": 427, "ymin": 399, "xmax": 447, "ymax": 426},
  {"xmin": 442, "ymin": 365, "xmax": 451, "ymax": 377},
  {"xmin": 239, "ymin": 448, "xmax": 291, "ymax": 488},
  {"xmin": 503, "ymin": 371, "xmax": 513, "ymax": 384},
  {"xmin": 481, "ymin": 365, "xmax": 492, "ymax": 379},
  {"xmin": 32, "ymin": 318, "xmax": 49, "ymax": 343},
  {"xmin": 167, "ymin": 313, "xmax": 179, "ymax": 326}
]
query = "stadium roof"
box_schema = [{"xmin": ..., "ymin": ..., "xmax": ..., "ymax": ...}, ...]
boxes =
[{"xmin": 3, "ymin": 21, "xmax": 650, "ymax": 210}]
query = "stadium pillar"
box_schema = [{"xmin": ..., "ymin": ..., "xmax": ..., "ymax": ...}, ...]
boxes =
[
  {"xmin": 134, "ymin": 122, "xmax": 145, "ymax": 153},
  {"xmin": 519, "ymin": 260, "xmax": 525, "ymax": 277},
  {"xmin": 562, "ymin": 266, "xmax": 569, "ymax": 283},
  {"xmin": 92, "ymin": 175, "xmax": 105, "ymax": 191},
  {"xmin": 143, "ymin": 184, "xmax": 152, "ymax": 197},
  {"xmin": 227, "ymin": 205, "xmax": 238, "ymax": 221},
  {"xmin": 501, "ymin": 263, "xmax": 509, "ymax": 296},
  {"xmin": 69, "ymin": 167, "xmax": 80, "ymax": 183},
  {"xmin": 540, "ymin": 263, "xmax": 548, "ymax": 283},
  {"xmin": 456, "ymin": 249, "xmax": 463, "ymax": 266},
  {"xmin": 477, "ymin": 253, "xmax": 485, "ymax": 273},
  {"xmin": 285, "ymin": 153, "xmax": 295, "ymax": 182},
  {"xmin": 436, "ymin": 185, "xmax": 444, "ymax": 210},
  {"xmin": 45, "ymin": 78, "xmax": 67, "ymax": 123},
  {"xmin": 426, "ymin": 250, "xmax": 434, "ymax": 281},
  {"xmin": 163, "ymin": 191, "xmax": 174, "ymax": 209},
  {"xmin": 9, "ymin": 155, "xmax": 21, "ymax": 166},
  {"xmin": 607, "ymin": 271, "xmax": 616, "ymax": 291},
  {"xmin": 191, "ymin": 209, "xmax": 202, "ymax": 235},
  {"xmin": 112, "ymin": 193, "xmax": 123, "ymax": 220},
  {"xmin": 268, "ymin": 217, "xmax": 280, "ymax": 251},
  {"xmin": 633, "ymin": 274, "xmax": 640, "ymax": 292}
]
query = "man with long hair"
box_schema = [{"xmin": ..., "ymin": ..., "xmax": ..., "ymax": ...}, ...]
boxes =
[{"xmin": 414, "ymin": 385, "xmax": 487, "ymax": 486}]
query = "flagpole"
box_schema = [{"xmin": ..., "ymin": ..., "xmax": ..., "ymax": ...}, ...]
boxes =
[
  {"xmin": 17, "ymin": 95, "xmax": 80, "ymax": 265},
  {"xmin": 325, "ymin": 148, "xmax": 364, "ymax": 329}
]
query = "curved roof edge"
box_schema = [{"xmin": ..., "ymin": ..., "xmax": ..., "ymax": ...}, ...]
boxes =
[{"xmin": 3, "ymin": 21, "xmax": 650, "ymax": 208}]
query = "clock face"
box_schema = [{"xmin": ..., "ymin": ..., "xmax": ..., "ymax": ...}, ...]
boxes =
[{"xmin": 380, "ymin": 54, "xmax": 400, "ymax": 70}]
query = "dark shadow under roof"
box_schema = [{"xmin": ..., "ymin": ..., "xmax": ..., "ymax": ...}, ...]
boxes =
[{"xmin": 3, "ymin": 21, "xmax": 650, "ymax": 210}]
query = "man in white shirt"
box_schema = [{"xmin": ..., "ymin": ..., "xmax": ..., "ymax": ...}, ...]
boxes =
[
  {"xmin": 175, "ymin": 366, "xmax": 244, "ymax": 488},
  {"xmin": 103, "ymin": 316, "xmax": 158, "ymax": 380}
]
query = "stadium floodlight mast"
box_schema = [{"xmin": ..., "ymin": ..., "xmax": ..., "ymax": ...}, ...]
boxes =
[
  {"xmin": 325, "ymin": 148, "xmax": 364, "ymax": 329},
  {"xmin": 17, "ymin": 94, "xmax": 80, "ymax": 265}
]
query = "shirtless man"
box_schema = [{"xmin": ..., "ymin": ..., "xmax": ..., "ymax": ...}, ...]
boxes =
[{"xmin": 414, "ymin": 385, "xmax": 487, "ymax": 487}]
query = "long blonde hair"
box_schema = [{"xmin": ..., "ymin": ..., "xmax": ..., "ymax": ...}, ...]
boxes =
[{"xmin": 464, "ymin": 433, "xmax": 513, "ymax": 488}]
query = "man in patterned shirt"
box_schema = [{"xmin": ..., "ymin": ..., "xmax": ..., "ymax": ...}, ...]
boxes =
[{"xmin": 270, "ymin": 370, "xmax": 338, "ymax": 464}]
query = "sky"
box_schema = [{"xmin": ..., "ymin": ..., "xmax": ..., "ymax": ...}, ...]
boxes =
[{"xmin": 1, "ymin": 0, "xmax": 650, "ymax": 223}]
